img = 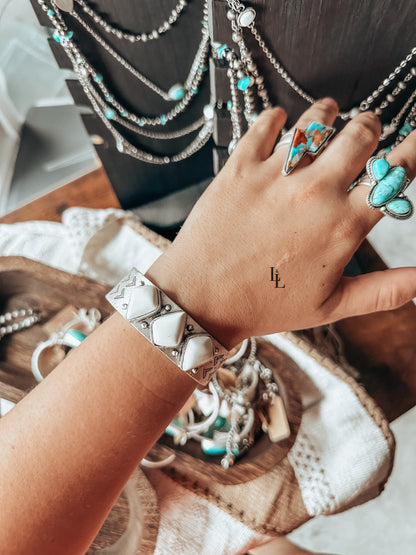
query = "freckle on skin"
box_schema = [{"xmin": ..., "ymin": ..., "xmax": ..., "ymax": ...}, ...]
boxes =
[{"xmin": 322, "ymin": 264, "xmax": 326, "ymax": 268}]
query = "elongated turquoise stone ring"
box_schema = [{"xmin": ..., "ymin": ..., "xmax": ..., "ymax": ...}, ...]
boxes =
[{"xmin": 359, "ymin": 156, "xmax": 413, "ymax": 220}]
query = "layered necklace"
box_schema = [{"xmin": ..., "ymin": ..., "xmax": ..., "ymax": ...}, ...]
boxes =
[
  {"xmin": 39, "ymin": 0, "xmax": 415, "ymax": 165},
  {"xmin": 39, "ymin": 0, "xmax": 215, "ymax": 164},
  {"xmin": 219, "ymin": 0, "xmax": 416, "ymax": 155}
]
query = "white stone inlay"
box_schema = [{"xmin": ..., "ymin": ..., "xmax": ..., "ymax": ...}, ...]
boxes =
[
  {"xmin": 237, "ymin": 7, "xmax": 256, "ymax": 27},
  {"xmin": 151, "ymin": 311, "xmax": 186, "ymax": 347},
  {"xmin": 127, "ymin": 285, "xmax": 159, "ymax": 320},
  {"xmin": 181, "ymin": 335, "xmax": 213, "ymax": 371}
]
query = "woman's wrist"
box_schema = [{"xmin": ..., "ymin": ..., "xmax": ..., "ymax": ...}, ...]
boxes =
[{"xmin": 145, "ymin": 248, "xmax": 245, "ymax": 350}]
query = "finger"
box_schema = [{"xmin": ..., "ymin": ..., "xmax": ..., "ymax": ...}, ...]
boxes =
[
  {"xmin": 322, "ymin": 267, "xmax": 416, "ymax": 321},
  {"xmin": 313, "ymin": 111, "xmax": 381, "ymax": 189},
  {"xmin": 348, "ymin": 129, "xmax": 416, "ymax": 231},
  {"xmin": 233, "ymin": 107, "xmax": 287, "ymax": 162},
  {"xmin": 270, "ymin": 97, "xmax": 339, "ymax": 171}
]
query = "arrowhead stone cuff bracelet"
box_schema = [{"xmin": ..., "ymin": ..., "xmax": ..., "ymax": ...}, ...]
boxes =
[{"xmin": 105, "ymin": 268, "xmax": 229, "ymax": 386}]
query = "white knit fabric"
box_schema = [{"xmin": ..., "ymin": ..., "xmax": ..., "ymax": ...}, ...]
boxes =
[{"xmin": 0, "ymin": 207, "xmax": 393, "ymax": 553}]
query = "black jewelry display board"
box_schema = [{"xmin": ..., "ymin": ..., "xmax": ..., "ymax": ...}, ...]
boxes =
[{"xmin": 30, "ymin": 0, "xmax": 415, "ymax": 207}]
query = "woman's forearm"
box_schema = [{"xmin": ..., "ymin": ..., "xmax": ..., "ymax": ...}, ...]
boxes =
[{"xmin": 0, "ymin": 311, "xmax": 197, "ymax": 554}]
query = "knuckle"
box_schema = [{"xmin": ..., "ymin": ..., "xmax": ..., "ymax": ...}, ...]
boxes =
[
  {"xmin": 348, "ymin": 114, "xmax": 381, "ymax": 145},
  {"xmin": 374, "ymin": 280, "xmax": 403, "ymax": 312}
]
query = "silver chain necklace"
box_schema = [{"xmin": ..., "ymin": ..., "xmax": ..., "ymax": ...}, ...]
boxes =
[{"xmin": 74, "ymin": 0, "xmax": 190, "ymax": 43}]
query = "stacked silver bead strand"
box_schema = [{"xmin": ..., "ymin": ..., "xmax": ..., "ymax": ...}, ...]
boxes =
[
  {"xmin": 226, "ymin": 6, "xmax": 271, "ymax": 110},
  {"xmin": 0, "ymin": 309, "xmax": 41, "ymax": 340}
]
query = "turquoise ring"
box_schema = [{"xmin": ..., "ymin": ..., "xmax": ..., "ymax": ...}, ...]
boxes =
[{"xmin": 358, "ymin": 156, "xmax": 413, "ymax": 220}]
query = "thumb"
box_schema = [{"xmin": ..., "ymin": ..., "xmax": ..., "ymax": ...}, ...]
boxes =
[{"xmin": 325, "ymin": 267, "xmax": 416, "ymax": 320}]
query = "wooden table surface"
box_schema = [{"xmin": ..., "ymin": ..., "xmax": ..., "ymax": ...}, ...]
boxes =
[{"xmin": 1, "ymin": 167, "xmax": 416, "ymax": 421}]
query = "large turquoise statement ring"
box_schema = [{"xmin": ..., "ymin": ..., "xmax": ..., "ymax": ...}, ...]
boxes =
[
  {"xmin": 359, "ymin": 156, "xmax": 413, "ymax": 220},
  {"xmin": 282, "ymin": 122, "xmax": 335, "ymax": 176}
]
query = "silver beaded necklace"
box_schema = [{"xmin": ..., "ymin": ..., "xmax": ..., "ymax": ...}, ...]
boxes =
[
  {"xmin": 0, "ymin": 309, "xmax": 41, "ymax": 340},
  {"xmin": 37, "ymin": 0, "xmax": 215, "ymax": 164},
  {"xmin": 74, "ymin": 0, "xmax": 190, "ymax": 43}
]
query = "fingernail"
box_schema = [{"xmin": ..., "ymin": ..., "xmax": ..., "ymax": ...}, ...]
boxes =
[{"xmin": 317, "ymin": 97, "xmax": 338, "ymax": 110}]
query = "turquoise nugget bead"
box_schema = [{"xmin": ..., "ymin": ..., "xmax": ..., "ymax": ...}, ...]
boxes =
[
  {"xmin": 105, "ymin": 108, "xmax": 115, "ymax": 120},
  {"xmin": 371, "ymin": 166, "xmax": 406, "ymax": 206},
  {"xmin": 47, "ymin": 9, "xmax": 55, "ymax": 16},
  {"xmin": 93, "ymin": 74, "xmax": 103, "ymax": 83},
  {"xmin": 237, "ymin": 76, "xmax": 253, "ymax": 91},
  {"xmin": 120, "ymin": 109, "xmax": 128, "ymax": 117},
  {"xmin": 160, "ymin": 115, "xmax": 167, "ymax": 125},
  {"xmin": 371, "ymin": 158, "xmax": 390, "ymax": 180},
  {"xmin": 52, "ymin": 30, "xmax": 61, "ymax": 43},
  {"xmin": 217, "ymin": 44, "xmax": 228, "ymax": 58},
  {"xmin": 399, "ymin": 122, "xmax": 413, "ymax": 136}
]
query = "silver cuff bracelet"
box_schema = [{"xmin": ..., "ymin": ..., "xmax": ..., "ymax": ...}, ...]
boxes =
[{"xmin": 106, "ymin": 268, "xmax": 229, "ymax": 386}]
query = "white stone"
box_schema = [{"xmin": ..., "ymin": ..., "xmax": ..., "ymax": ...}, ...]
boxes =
[
  {"xmin": 54, "ymin": 0, "xmax": 74, "ymax": 13},
  {"xmin": 181, "ymin": 335, "xmax": 213, "ymax": 371},
  {"xmin": 126, "ymin": 285, "xmax": 159, "ymax": 320},
  {"xmin": 203, "ymin": 104, "xmax": 214, "ymax": 120},
  {"xmin": 151, "ymin": 311, "xmax": 186, "ymax": 347},
  {"xmin": 237, "ymin": 7, "xmax": 256, "ymax": 27}
]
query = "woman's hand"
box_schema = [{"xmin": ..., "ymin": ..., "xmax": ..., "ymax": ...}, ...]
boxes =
[{"xmin": 147, "ymin": 98, "xmax": 416, "ymax": 348}]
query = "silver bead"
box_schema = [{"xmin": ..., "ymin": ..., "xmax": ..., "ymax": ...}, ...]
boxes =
[
  {"xmin": 375, "ymin": 107, "xmax": 382, "ymax": 115},
  {"xmin": 398, "ymin": 81, "xmax": 407, "ymax": 89},
  {"xmin": 171, "ymin": 349, "xmax": 179, "ymax": 357},
  {"xmin": 386, "ymin": 94, "xmax": 394, "ymax": 103},
  {"xmin": 411, "ymin": 67, "xmax": 416, "ymax": 76},
  {"xmin": 164, "ymin": 304, "xmax": 172, "ymax": 311},
  {"xmin": 141, "ymin": 322, "xmax": 149, "ymax": 329},
  {"xmin": 255, "ymin": 76, "xmax": 264, "ymax": 85},
  {"xmin": 237, "ymin": 69, "xmax": 245, "ymax": 79},
  {"xmin": 227, "ymin": 10, "xmax": 236, "ymax": 20},
  {"xmin": 232, "ymin": 32, "xmax": 242, "ymax": 43}
]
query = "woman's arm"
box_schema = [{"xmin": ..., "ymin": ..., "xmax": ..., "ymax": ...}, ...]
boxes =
[{"xmin": 0, "ymin": 99, "xmax": 415, "ymax": 554}]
